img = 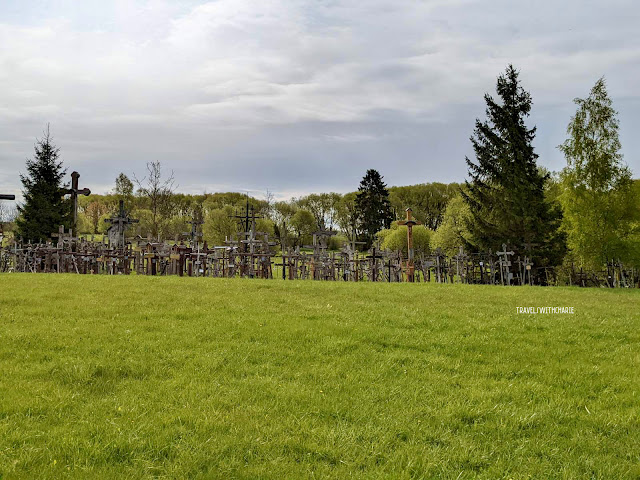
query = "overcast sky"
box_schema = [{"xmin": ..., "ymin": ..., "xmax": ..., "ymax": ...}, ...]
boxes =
[{"xmin": 1, "ymin": 0, "xmax": 638, "ymax": 201}]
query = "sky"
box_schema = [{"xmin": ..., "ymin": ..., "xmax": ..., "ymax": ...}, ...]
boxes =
[{"xmin": 0, "ymin": 0, "xmax": 639, "ymax": 201}]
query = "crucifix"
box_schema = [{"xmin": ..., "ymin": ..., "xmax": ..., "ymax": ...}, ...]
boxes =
[
  {"xmin": 398, "ymin": 208, "xmax": 421, "ymax": 282},
  {"xmin": 64, "ymin": 171, "xmax": 91, "ymax": 233},
  {"xmin": 105, "ymin": 200, "xmax": 139, "ymax": 249}
]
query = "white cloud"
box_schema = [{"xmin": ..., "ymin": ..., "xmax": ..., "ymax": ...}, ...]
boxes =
[{"xmin": 0, "ymin": 0, "xmax": 638, "ymax": 200}]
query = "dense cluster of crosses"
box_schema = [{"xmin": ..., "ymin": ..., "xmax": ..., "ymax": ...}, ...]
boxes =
[{"xmin": 1, "ymin": 177, "xmax": 637, "ymax": 287}]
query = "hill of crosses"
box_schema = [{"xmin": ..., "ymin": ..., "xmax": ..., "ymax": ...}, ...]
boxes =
[{"xmin": 0, "ymin": 168, "xmax": 637, "ymax": 288}]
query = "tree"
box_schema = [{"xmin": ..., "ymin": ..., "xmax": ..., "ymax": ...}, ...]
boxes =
[
  {"xmin": 558, "ymin": 78, "xmax": 638, "ymax": 269},
  {"xmin": 388, "ymin": 183, "xmax": 460, "ymax": 230},
  {"xmin": 290, "ymin": 209, "xmax": 316, "ymax": 247},
  {"xmin": 462, "ymin": 65, "xmax": 565, "ymax": 274},
  {"xmin": 83, "ymin": 200, "xmax": 111, "ymax": 234},
  {"xmin": 16, "ymin": 127, "xmax": 71, "ymax": 242},
  {"xmin": 377, "ymin": 222, "xmax": 432, "ymax": 257},
  {"xmin": 134, "ymin": 161, "xmax": 176, "ymax": 240},
  {"xmin": 354, "ymin": 169, "xmax": 393, "ymax": 248},
  {"xmin": 430, "ymin": 194, "xmax": 473, "ymax": 256},
  {"xmin": 114, "ymin": 173, "xmax": 135, "ymax": 206}
]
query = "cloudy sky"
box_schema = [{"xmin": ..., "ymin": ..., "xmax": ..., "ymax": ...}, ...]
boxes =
[{"xmin": 0, "ymin": 0, "xmax": 638, "ymax": 200}]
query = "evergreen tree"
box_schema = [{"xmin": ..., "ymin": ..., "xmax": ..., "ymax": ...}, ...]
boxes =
[
  {"xmin": 558, "ymin": 78, "xmax": 638, "ymax": 269},
  {"xmin": 355, "ymin": 169, "xmax": 393, "ymax": 248},
  {"xmin": 462, "ymin": 65, "xmax": 565, "ymax": 275},
  {"xmin": 16, "ymin": 128, "xmax": 71, "ymax": 242}
]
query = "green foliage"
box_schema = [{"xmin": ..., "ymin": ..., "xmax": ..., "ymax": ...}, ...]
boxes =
[
  {"xmin": 431, "ymin": 195, "xmax": 473, "ymax": 256},
  {"xmin": 16, "ymin": 129, "xmax": 72, "ymax": 242},
  {"xmin": 290, "ymin": 209, "xmax": 316, "ymax": 246},
  {"xmin": 377, "ymin": 221, "xmax": 432, "ymax": 257},
  {"xmin": 388, "ymin": 183, "xmax": 461, "ymax": 230},
  {"xmin": 114, "ymin": 173, "xmax": 134, "ymax": 205},
  {"xmin": 203, "ymin": 205, "xmax": 239, "ymax": 245},
  {"xmin": 463, "ymin": 65, "xmax": 566, "ymax": 274},
  {"xmin": 334, "ymin": 192, "xmax": 359, "ymax": 242},
  {"xmin": 355, "ymin": 169, "xmax": 393, "ymax": 248},
  {"xmin": 1, "ymin": 275, "xmax": 639, "ymax": 478},
  {"xmin": 295, "ymin": 192, "xmax": 342, "ymax": 230},
  {"xmin": 558, "ymin": 78, "xmax": 639, "ymax": 268}
]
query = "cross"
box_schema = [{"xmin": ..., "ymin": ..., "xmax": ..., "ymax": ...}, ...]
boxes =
[
  {"xmin": 105, "ymin": 200, "xmax": 139, "ymax": 249},
  {"xmin": 496, "ymin": 243, "xmax": 514, "ymax": 286},
  {"xmin": 183, "ymin": 215, "xmax": 204, "ymax": 246},
  {"xmin": 398, "ymin": 208, "xmax": 421, "ymax": 282},
  {"xmin": 366, "ymin": 245, "xmax": 384, "ymax": 282},
  {"xmin": 0, "ymin": 194, "xmax": 15, "ymax": 243},
  {"xmin": 64, "ymin": 171, "xmax": 91, "ymax": 232},
  {"xmin": 311, "ymin": 228, "xmax": 337, "ymax": 252}
]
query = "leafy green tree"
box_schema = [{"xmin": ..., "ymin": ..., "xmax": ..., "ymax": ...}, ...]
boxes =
[
  {"xmin": 335, "ymin": 192, "xmax": 359, "ymax": 240},
  {"xmin": 377, "ymin": 222, "xmax": 432, "ymax": 257},
  {"xmin": 355, "ymin": 169, "xmax": 393, "ymax": 248},
  {"xmin": 203, "ymin": 205, "xmax": 239, "ymax": 245},
  {"xmin": 558, "ymin": 78, "xmax": 638, "ymax": 268},
  {"xmin": 114, "ymin": 173, "xmax": 134, "ymax": 205},
  {"xmin": 462, "ymin": 65, "xmax": 565, "ymax": 273},
  {"xmin": 16, "ymin": 128, "xmax": 71, "ymax": 242},
  {"xmin": 430, "ymin": 195, "xmax": 473, "ymax": 256},
  {"xmin": 297, "ymin": 192, "xmax": 342, "ymax": 230},
  {"xmin": 290, "ymin": 209, "xmax": 316, "ymax": 247},
  {"xmin": 388, "ymin": 183, "xmax": 460, "ymax": 230}
]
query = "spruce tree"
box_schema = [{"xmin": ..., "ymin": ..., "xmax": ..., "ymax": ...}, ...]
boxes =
[
  {"xmin": 355, "ymin": 169, "xmax": 393, "ymax": 248},
  {"xmin": 16, "ymin": 128, "xmax": 71, "ymax": 242},
  {"xmin": 462, "ymin": 65, "xmax": 565, "ymax": 274}
]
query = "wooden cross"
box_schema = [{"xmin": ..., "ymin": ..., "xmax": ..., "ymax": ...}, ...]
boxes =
[
  {"xmin": 64, "ymin": 171, "xmax": 91, "ymax": 232},
  {"xmin": 366, "ymin": 245, "xmax": 384, "ymax": 282},
  {"xmin": 398, "ymin": 208, "xmax": 421, "ymax": 282}
]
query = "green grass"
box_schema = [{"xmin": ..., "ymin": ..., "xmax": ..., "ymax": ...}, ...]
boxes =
[{"xmin": 0, "ymin": 275, "xmax": 639, "ymax": 479}]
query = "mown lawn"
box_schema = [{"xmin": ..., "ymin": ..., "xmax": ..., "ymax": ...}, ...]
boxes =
[{"xmin": 0, "ymin": 275, "xmax": 639, "ymax": 479}]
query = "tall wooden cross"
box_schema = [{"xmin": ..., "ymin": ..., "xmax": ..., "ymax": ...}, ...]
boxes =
[
  {"xmin": 366, "ymin": 245, "xmax": 384, "ymax": 282},
  {"xmin": 64, "ymin": 171, "xmax": 91, "ymax": 232},
  {"xmin": 398, "ymin": 208, "xmax": 421, "ymax": 282}
]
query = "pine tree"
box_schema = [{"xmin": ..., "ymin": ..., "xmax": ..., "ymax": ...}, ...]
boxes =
[
  {"xmin": 462, "ymin": 65, "xmax": 565, "ymax": 274},
  {"xmin": 355, "ymin": 169, "xmax": 393, "ymax": 248},
  {"xmin": 558, "ymin": 78, "xmax": 637, "ymax": 269},
  {"xmin": 16, "ymin": 128, "xmax": 71, "ymax": 242}
]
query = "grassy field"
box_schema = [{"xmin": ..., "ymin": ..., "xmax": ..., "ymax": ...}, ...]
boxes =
[{"xmin": 0, "ymin": 275, "xmax": 639, "ymax": 479}]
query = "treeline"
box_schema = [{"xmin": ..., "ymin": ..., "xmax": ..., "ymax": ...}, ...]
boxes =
[
  {"xmin": 7, "ymin": 65, "xmax": 640, "ymax": 280},
  {"xmin": 72, "ymin": 172, "xmax": 460, "ymax": 251}
]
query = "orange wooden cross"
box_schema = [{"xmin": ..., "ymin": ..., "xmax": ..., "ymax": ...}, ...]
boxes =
[{"xmin": 398, "ymin": 208, "xmax": 421, "ymax": 282}]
